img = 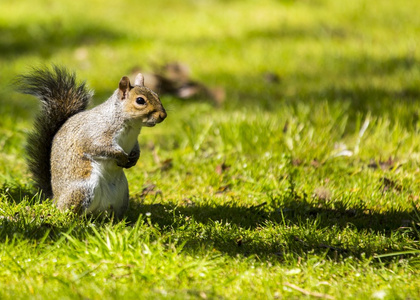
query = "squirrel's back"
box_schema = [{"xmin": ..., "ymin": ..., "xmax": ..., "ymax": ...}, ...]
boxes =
[{"xmin": 16, "ymin": 66, "xmax": 93, "ymax": 197}]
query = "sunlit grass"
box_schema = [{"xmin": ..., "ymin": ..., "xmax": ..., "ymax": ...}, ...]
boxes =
[{"xmin": 1, "ymin": 0, "xmax": 420, "ymax": 299}]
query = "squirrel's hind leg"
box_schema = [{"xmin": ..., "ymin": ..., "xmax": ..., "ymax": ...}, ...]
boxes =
[{"xmin": 54, "ymin": 184, "xmax": 93, "ymax": 215}]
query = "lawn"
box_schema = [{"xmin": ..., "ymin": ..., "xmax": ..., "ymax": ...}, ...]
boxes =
[{"xmin": 1, "ymin": 0, "xmax": 420, "ymax": 299}]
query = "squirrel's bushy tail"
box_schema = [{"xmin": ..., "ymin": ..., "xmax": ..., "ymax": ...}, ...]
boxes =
[{"xmin": 16, "ymin": 65, "xmax": 93, "ymax": 198}]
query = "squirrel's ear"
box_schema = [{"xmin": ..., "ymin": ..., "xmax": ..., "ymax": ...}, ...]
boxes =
[
  {"xmin": 134, "ymin": 73, "xmax": 144, "ymax": 87},
  {"xmin": 118, "ymin": 76, "xmax": 131, "ymax": 100}
]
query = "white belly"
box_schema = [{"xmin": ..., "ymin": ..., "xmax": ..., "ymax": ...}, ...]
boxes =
[
  {"xmin": 84, "ymin": 124, "xmax": 140, "ymax": 216},
  {"xmin": 85, "ymin": 159, "xmax": 128, "ymax": 215}
]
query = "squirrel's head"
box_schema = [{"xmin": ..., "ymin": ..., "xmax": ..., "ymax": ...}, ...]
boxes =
[{"xmin": 118, "ymin": 73, "xmax": 167, "ymax": 127}]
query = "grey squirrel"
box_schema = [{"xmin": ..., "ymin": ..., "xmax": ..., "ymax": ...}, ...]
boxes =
[{"xmin": 17, "ymin": 66, "xmax": 166, "ymax": 218}]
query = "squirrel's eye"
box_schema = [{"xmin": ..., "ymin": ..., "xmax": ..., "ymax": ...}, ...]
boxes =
[{"xmin": 136, "ymin": 97, "xmax": 146, "ymax": 105}]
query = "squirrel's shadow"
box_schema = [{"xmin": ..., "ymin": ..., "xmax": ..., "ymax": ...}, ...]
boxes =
[
  {"xmin": 126, "ymin": 198, "xmax": 419, "ymax": 260},
  {"xmin": 1, "ymin": 183, "xmax": 418, "ymax": 261}
]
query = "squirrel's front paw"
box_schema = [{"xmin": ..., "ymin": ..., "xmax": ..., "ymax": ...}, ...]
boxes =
[
  {"xmin": 116, "ymin": 152, "xmax": 130, "ymax": 168},
  {"xmin": 122, "ymin": 149, "xmax": 140, "ymax": 169}
]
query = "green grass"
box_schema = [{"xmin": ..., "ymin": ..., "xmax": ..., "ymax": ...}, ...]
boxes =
[{"xmin": 1, "ymin": 0, "xmax": 420, "ymax": 299}]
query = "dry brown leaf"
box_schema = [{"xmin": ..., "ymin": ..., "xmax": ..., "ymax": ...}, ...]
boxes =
[
  {"xmin": 215, "ymin": 162, "xmax": 230, "ymax": 175},
  {"xmin": 381, "ymin": 177, "xmax": 402, "ymax": 192},
  {"xmin": 216, "ymin": 184, "xmax": 231, "ymax": 194},
  {"xmin": 140, "ymin": 184, "xmax": 162, "ymax": 198}
]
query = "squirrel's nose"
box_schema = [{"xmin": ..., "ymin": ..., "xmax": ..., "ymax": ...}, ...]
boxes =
[{"xmin": 159, "ymin": 110, "xmax": 167, "ymax": 121}]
